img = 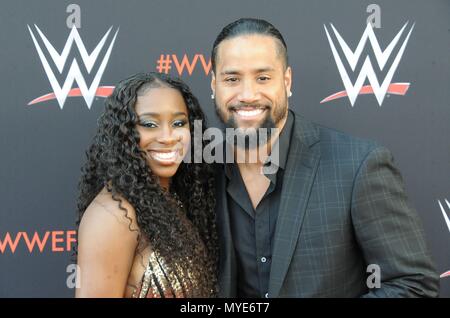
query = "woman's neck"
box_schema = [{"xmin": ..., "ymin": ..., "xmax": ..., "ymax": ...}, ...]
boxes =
[{"xmin": 159, "ymin": 177, "xmax": 170, "ymax": 191}]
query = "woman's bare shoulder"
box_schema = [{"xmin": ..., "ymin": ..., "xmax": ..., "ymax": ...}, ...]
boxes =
[
  {"xmin": 76, "ymin": 187, "xmax": 141, "ymax": 297},
  {"xmin": 80, "ymin": 186, "xmax": 140, "ymax": 237}
]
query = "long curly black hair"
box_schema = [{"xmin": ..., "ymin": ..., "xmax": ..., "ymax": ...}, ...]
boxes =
[{"xmin": 76, "ymin": 72, "xmax": 218, "ymax": 297}]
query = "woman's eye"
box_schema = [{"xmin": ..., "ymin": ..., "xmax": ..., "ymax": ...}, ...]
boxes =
[
  {"xmin": 140, "ymin": 121, "xmax": 157, "ymax": 128},
  {"xmin": 173, "ymin": 120, "xmax": 187, "ymax": 128}
]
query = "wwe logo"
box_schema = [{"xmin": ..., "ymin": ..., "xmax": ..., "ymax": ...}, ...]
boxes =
[
  {"xmin": 27, "ymin": 25, "xmax": 119, "ymax": 109},
  {"xmin": 438, "ymin": 199, "xmax": 450, "ymax": 279},
  {"xmin": 438, "ymin": 199, "xmax": 450, "ymax": 233},
  {"xmin": 322, "ymin": 22, "xmax": 414, "ymax": 106}
]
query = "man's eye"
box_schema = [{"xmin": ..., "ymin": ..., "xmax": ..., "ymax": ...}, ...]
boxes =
[
  {"xmin": 225, "ymin": 77, "xmax": 239, "ymax": 82},
  {"xmin": 139, "ymin": 121, "xmax": 157, "ymax": 128},
  {"xmin": 258, "ymin": 76, "xmax": 270, "ymax": 81},
  {"xmin": 173, "ymin": 120, "xmax": 187, "ymax": 128}
]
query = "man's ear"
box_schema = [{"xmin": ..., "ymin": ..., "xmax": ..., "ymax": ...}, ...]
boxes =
[
  {"xmin": 211, "ymin": 71, "xmax": 216, "ymax": 96},
  {"xmin": 284, "ymin": 66, "xmax": 292, "ymax": 96}
]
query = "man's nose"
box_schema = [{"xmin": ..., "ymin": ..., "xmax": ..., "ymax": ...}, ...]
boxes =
[{"xmin": 237, "ymin": 80, "xmax": 259, "ymax": 104}]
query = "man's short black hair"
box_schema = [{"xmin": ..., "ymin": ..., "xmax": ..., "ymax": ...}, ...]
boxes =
[{"xmin": 211, "ymin": 18, "xmax": 288, "ymax": 72}]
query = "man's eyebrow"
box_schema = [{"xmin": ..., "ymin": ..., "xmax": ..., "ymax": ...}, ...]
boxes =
[
  {"xmin": 220, "ymin": 70, "xmax": 241, "ymax": 76},
  {"xmin": 254, "ymin": 67, "xmax": 276, "ymax": 73},
  {"xmin": 220, "ymin": 67, "xmax": 276, "ymax": 76}
]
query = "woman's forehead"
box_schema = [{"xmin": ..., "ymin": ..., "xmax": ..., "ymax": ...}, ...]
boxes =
[{"xmin": 135, "ymin": 87, "xmax": 187, "ymax": 116}]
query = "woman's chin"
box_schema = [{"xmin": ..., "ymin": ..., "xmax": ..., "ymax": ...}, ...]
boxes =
[{"xmin": 148, "ymin": 162, "xmax": 180, "ymax": 179}]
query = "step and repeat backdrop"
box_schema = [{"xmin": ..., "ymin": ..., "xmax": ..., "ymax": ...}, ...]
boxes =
[{"xmin": 0, "ymin": 0, "xmax": 449, "ymax": 297}]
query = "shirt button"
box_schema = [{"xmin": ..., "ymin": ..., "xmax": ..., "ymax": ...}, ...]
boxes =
[
  {"xmin": 265, "ymin": 293, "xmax": 269, "ymax": 298},
  {"xmin": 261, "ymin": 257, "xmax": 267, "ymax": 263}
]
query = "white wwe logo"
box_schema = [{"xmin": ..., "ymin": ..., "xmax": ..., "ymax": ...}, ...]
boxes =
[
  {"xmin": 438, "ymin": 199, "xmax": 450, "ymax": 233},
  {"xmin": 323, "ymin": 22, "xmax": 414, "ymax": 106},
  {"xmin": 28, "ymin": 25, "xmax": 119, "ymax": 109},
  {"xmin": 438, "ymin": 199, "xmax": 450, "ymax": 279}
]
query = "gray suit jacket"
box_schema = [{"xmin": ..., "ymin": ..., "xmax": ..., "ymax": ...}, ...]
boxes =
[{"xmin": 216, "ymin": 110, "xmax": 439, "ymax": 298}]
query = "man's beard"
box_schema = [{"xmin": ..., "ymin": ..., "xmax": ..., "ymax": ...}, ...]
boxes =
[{"xmin": 214, "ymin": 101, "xmax": 287, "ymax": 150}]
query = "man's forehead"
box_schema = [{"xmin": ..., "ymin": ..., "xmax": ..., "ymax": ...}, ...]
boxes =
[
  {"xmin": 218, "ymin": 34, "xmax": 279, "ymax": 55},
  {"xmin": 216, "ymin": 35, "xmax": 284, "ymax": 71},
  {"xmin": 216, "ymin": 34, "xmax": 284, "ymax": 71}
]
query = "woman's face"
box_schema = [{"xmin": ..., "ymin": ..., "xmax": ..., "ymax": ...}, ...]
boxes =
[{"xmin": 134, "ymin": 86, "xmax": 191, "ymax": 189}]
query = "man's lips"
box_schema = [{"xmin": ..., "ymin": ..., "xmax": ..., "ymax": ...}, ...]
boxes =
[{"xmin": 229, "ymin": 105, "xmax": 269, "ymax": 119}]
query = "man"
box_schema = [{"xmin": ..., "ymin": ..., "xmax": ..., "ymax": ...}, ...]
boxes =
[{"xmin": 210, "ymin": 18, "xmax": 439, "ymax": 297}]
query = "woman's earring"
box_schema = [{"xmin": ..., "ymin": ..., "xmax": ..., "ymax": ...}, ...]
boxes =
[
  {"xmin": 288, "ymin": 91, "xmax": 292, "ymax": 97},
  {"xmin": 211, "ymin": 93, "xmax": 215, "ymax": 99}
]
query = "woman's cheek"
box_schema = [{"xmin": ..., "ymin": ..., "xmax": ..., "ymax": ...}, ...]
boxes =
[
  {"xmin": 136, "ymin": 127, "xmax": 150, "ymax": 150},
  {"xmin": 178, "ymin": 128, "xmax": 191, "ymax": 160}
]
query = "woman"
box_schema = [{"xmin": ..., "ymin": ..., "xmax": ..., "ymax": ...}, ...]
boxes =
[{"xmin": 75, "ymin": 72, "xmax": 217, "ymax": 297}]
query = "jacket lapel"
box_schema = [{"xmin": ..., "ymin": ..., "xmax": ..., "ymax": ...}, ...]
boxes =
[{"xmin": 268, "ymin": 112, "xmax": 321, "ymax": 297}]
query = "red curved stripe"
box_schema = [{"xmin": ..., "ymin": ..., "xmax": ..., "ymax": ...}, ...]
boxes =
[
  {"xmin": 441, "ymin": 271, "xmax": 450, "ymax": 278},
  {"xmin": 28, "ymin": 86, "xmax": 115, "ymax": 105},
  {"xmin": 320, "ymin": 83, "xmax": 410, "ymax": 104}
]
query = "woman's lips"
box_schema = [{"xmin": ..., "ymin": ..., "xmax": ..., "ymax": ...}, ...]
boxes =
[{"xmin": 148, "ymin": 149, "xmax": 181, "ymax": 165}]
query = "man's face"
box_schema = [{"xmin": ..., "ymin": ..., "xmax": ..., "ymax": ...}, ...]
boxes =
[{"xmin": 211, "ymin": 34, "xmax": 292, "ymax": 137}]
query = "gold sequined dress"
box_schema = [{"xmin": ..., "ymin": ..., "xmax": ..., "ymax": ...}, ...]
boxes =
[
  {"xmin": 130, "ymin": 248, "xmax": 210, "ymax": 298},
  {"xmin": 127, "ymin": 210, "xmax": 215, "ymax": 298},
  {"xmin": 124, "ymin": 193, "xmax": 215, "ymax": 298}
]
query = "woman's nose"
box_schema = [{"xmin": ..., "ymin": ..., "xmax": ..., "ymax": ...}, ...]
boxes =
[{"xmin": 156, "ymin": 126, "xmax": 179, "ymax": 144}]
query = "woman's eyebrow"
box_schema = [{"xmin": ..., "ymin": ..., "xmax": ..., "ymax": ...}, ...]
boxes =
[
  {"xmin": 137, "ymin": 112, "xmax": 159, "ymax": 117},
  {"xmin": 138, "ymin": 111, "xmax": 187, "ymax": 117},
  {"xmin": 172, "ymin": 112, "xmax": 188, "ymax": 117}
]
